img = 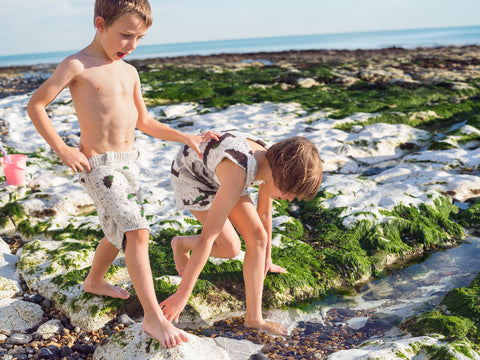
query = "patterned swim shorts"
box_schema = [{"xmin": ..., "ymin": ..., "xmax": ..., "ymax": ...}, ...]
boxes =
[{"xmin": 79, "ymin": 150, "xmax": 149, "ymax": 251}]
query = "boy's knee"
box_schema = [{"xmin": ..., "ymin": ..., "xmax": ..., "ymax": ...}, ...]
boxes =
[
  {"xmin": 226, "ymin": 241, "xmax": 241, "ymax": 258},
  {"xmin": 123, "ymin": 229, "xmax": 150, "ymax": 249},
  {"xmin": 249, "ymin": 227, "xmax": 269, "ymax": 249}
]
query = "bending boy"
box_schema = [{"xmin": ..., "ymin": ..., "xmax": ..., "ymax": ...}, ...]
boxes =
[
  {"xmin": 160, "ymin": 130, "xmax": 323, "ymax": 335},
  {"xmin": 27, "ymin": 0, "xmax": 218, "ymax": 348}
]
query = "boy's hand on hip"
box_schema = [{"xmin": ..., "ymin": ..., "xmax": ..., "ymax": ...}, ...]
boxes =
[{"xmin": 58, "ymin": 146, "xmax": 91, "ymax": 173}]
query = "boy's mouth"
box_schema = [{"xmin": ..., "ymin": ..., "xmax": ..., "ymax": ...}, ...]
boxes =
[{"xmin": 117, "ymin": 52, "xmax": 128, "ymax": 59}]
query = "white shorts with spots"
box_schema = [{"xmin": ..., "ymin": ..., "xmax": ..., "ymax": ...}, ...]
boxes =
[{"xmin": 79, "ymin": 150, "xmax": 149, "ymax": 251}]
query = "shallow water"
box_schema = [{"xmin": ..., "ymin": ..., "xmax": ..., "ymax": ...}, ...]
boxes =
[{"xmin": 310, "ymin": 236, "xmax": 480, "ymax": 319}]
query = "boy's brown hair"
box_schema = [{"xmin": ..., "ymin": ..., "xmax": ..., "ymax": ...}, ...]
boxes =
[
  {"xmin": 265, "ymin": 137, "xmax": 322, "ymax": 201},
  {"xmin": 94, "ymin": 0, "xmax": 152, "ymax": 29}
]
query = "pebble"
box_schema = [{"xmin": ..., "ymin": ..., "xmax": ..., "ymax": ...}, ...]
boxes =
[
  {"xmin": 117, "ymin": 313, "xmax": 135, "ymax": 326},
  {"xmin": 6, "ymin": 333, "xmax": 33, "ymax": 345}
]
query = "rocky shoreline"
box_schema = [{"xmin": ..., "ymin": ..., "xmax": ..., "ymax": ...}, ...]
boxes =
[
  {"xmin": 2, "ymin": 44, "xmax": 480, "ymax": 359},
  {"xmin": 1, "ymin": 45, "xmax": 480, "ymax": 98}
]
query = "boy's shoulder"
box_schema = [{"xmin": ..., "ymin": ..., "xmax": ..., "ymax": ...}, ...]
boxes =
[{"xmin": 56, "ymin": 51, "xmax": 87, "ymax": 75}]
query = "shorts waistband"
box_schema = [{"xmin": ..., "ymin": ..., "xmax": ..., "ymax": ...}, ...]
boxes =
[{"xmin": 88, "ymin": 149, "xmax": 140, "ymax": 168}]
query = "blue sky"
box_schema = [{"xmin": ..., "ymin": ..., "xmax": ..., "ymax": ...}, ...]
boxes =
[{"xmin": 1, "ymin": 0, "xmax": 479, "ymax": 56}]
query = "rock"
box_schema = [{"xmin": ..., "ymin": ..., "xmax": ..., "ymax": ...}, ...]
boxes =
[
  {"xmin": 214, "ymin": 337, "xmax": 263, "ymax": 359},
  {"xmin": 6, "ymin": 333, "xmax": 33, "ymax": 345},
  {"xmin": 249, "ymin": 353, "xmax": 268, "ymax": 360},
  {"xmin": 0, "ymin": 237, "xmax": 20, "ymax": 298},
  {"xmin": 117, "ymin": 313, "xmax": 136, "ymax": 326},
  {"xmin": 35, "ymin": 319, "xmax": 62, "ymax": 337},
  {"xmin": 49, "ymin": 188, "xmax": 95, "ymax": 216},
  {"xmin": 363, "ymin": 313, "xmax": 403, "ymax": 332},
  {"xmin": 17, "ymin": 239, "xmax": 131, "ymax": 331},
  {"xmin": 0, "ymin": 277, "xmax": 20, "ymax": 299},
  {"xmin": 72, "ymin": 343, "xmax": 95, "ymax": 354},
  {"xmin": 297, "ymin": 77, "xmax": 320, "ymax": 88},
  {"xmin": 24, "ymin": 293, "xmax": 45, "ymax": 304},
  {"xmin": 93, "ymin": 323, "xmax": 229, "ymax": 360},
  {"xmin": 37, "ymin": 346, "xmax": 60, "ymax": 358},
  {"xmin": 0, "ymin": 299, "xmax": 43, "ymax": 335}
]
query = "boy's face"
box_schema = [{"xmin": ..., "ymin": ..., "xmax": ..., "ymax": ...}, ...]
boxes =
[
  {"xmin": 271, "ymin": 185, "xmax": 296, "ymax": 202},
  {"xmin": 97, "ymin": 13, "xmax": 147, "ymax": 61}
]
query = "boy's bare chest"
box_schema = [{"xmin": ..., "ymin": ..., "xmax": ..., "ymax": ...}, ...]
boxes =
[{"xmin": 76, "ymin": 66, "xmax": 135, "ymax": 99}]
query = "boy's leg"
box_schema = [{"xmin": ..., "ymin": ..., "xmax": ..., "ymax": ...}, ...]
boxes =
[
  {"xmin": 124, "ymin": 229, "xmax": 189, "ymax": 348},
  {"xmin": 83, "ymin": 236, "xmax": 130, "ymax": 299},
  {"xmin": 228, "ymin": 197, "xmax": 288, "ymax": 336},
  {"xmin": 172, "ymin": 209, "xmax": 241, "ymax": 276}
]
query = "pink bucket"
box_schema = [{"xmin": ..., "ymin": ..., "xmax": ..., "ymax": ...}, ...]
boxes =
[{"xmin": 1, "ymin": 154, "xmax": 27, "ymax": 185}]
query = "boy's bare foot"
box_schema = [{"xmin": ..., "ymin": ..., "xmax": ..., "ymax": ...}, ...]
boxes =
[
  {"xmin": 142, "ymin": 317, "xmax": 190, "ymax": 348},
  {"xmin": 244, "ymin": 319, "xmax": 288, "ymax": 336},
  {"xmin": 83, "ymin": 278, "xmax": 130, "ymax": 299},
  {"xmin": 171, "ymin": 236, "xmax": 190, "ymax": 276}
]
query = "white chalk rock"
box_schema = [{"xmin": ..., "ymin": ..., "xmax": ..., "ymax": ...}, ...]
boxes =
[
  {"xmin": 93, "ymin": 323, "xmax": 230, "ymax": 360},
  {"xmin": 0, "ymin": 298, "xmax": 43, "ymax": 335},
  {"xmin": 0, "ymin": 237, "xmax": 20, "ymax": 298}
]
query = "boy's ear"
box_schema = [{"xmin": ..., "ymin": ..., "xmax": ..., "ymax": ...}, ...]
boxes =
[{"xmin": 95, "ymin": 16, "xmax": 106, "ymax": 32}]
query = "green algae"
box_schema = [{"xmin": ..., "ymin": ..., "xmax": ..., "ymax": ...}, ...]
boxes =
[
  {"xmin": 0, "ymin": 201, "xmax": 24, "ymax": 227},
  {"xmin": 452, "ymin": 198, "xmax": 480, "ymax": 235},
  {"xmin": 145, "ymin": 190, "xmax": 465, "ymax": 309},
  {"xmin": 138, "ymin": 64, "xmax": 480, "ymax": 135},
  {"xmin": 401, "ymin": 273, "xmax": 480, "ymax": 356}
]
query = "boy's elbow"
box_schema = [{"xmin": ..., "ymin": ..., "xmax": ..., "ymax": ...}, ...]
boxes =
[{"xmin": 27, "ymin": 97, "xmax": 41, "ymax": 116}]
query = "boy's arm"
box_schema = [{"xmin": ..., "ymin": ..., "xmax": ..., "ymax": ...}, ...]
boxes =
[
  {"xmin": 257, "ymin": 184, "xmax": 287, "ymax": 276},
  {"xmin": 27, "ymin": 58, "xmax": 90, "ymax": 172},
  {"xmin": 132, "ymin": 72, "xmax": 218, "ymax": 157},
  {"xmin": 160, "ymin": 160, "xmax": 246, "ymax": 323}
]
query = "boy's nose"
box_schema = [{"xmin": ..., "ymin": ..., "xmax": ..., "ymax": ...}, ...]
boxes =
[{"xmin": 128, "ymin": 39, "xmax": 139, "ymax": 51}]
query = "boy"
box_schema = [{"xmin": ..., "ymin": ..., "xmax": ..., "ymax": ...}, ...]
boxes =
[
  {"xmin": 27, "ymin": 0, "xmax": 218, "ymax": 348},
  {"xmin": 160, "ymin": 130, "xmax": 323, "ymax": 335}
]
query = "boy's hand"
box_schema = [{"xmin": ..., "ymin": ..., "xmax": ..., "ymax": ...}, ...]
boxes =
[
  {"xmin": 264, "ymin": 258, "xmax": 287, "ymax": 277},
  {"xmin": 186, "ymin": 131, "xmax": 220, "ymax": 159},
  {"xmin": 58, "ymin": 146, "xmax": 91, "ymax": 173},
  {"xmin": 159, "ymin": 292, "xmax": 188, "ymax": 323}
]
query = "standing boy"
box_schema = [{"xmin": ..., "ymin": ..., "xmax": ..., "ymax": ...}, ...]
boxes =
[{"xmin": 27, "ymin": 0, "xmax": 217, "ymax": 348}]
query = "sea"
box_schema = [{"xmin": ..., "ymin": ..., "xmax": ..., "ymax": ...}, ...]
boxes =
[{"xmin": 1, "ymin": 25, "xmax": 479, "ymax": 68}]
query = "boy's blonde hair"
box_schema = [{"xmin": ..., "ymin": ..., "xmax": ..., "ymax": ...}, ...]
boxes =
[
  {"xmin": 266, "ymin": 137, "xmax": 323, "ymax": 201},
  {"xmin": 94, "ymin": 0, "xmax": 152, "ymax": 29}
]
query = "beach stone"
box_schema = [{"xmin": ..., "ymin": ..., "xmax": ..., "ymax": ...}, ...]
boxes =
[
  {"xmin": 60, "ymin": 346, "xmax": 73, "ymax": 357},
  {"xmin": 363, "ymin": 313, "xmax": 402, "ymax": 332},
  {"xmin": 214, "ymin": 337, "xmax": 263, "ymax": 358},
  {"xmin": 72, "ymin": 343, "xmax": 95, "ymax": 354},
  {"xmin": 37, "ymin": 346, "xmax": 59, "ymax": 358},
  {"xmin": 117, "ymin": 313, "xmax": 136, "ymax": 326},
  {"xmin": 35, "ymin": 319, "xmax": 62, "ymax": 337},
  {"xmin": 93, "ymin": 323, "xmax": 229, "ymax": 360},
  {"xmin": 7, "ymin": 346, "xmax": 27, "ymax": 356},
  {"xmin": 0, "ymin": 298, "xmax": 43, "ymax": 335},
  {"xmin": 0, "ymin": 277, "xmax": 21, "ymax": 299},
  {"xmin": 249, "ymin": 353, "xmax": 268, "ymax": 360},
  {"xmin": 49, "ymin": 187, "xmax": 95, "ymax": 216},
  {"xmin": 6, "ymin": 333, "xmax": 33, "ymax": 345},
  {"xmin": 24, "ymin": 293, "xmax": 45, "ymax": 304},
  {"xmin": 297, "ymin": 77, "xmax": 320, "ymax": 88}
]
